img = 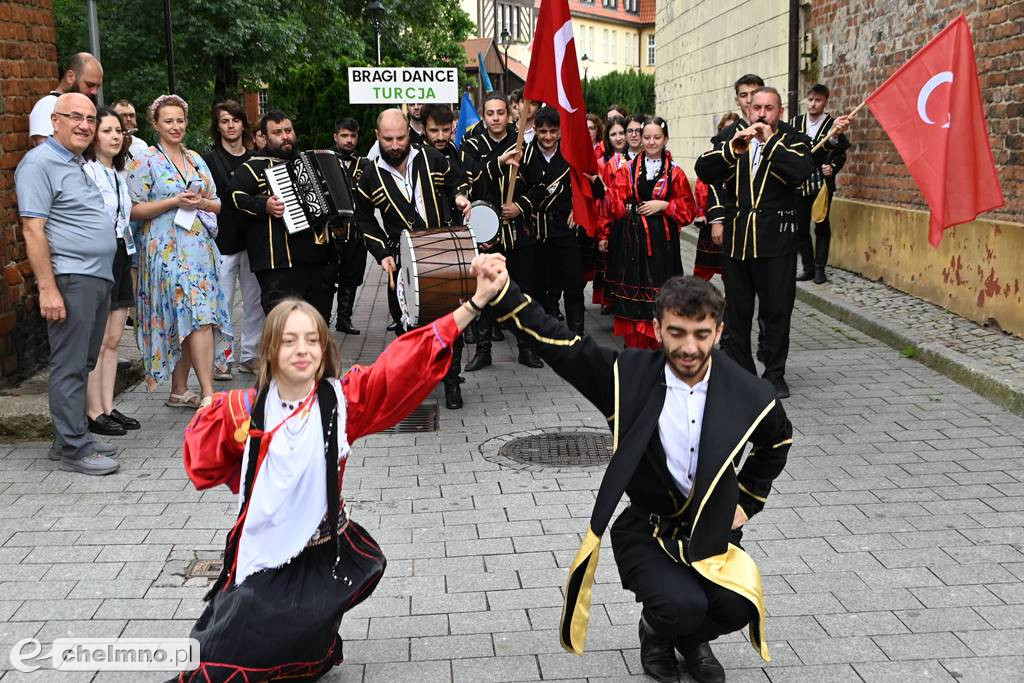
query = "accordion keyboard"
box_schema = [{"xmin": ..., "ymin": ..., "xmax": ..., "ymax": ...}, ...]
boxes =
[{"xmin": 265, "ymin": 163, "xmax": 311, "ymax": 234}]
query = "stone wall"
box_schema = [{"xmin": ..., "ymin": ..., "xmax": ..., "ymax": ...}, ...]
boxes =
[
  {"xmin": 655, "ymin": 0, "xmax": 790, "ymax": 177},
  {"xmin": 0, "ymin": 0, "xmax": 57, "ymax": 385}
]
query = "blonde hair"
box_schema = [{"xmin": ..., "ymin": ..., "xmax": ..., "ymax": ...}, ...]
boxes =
[
  {"xmin": 256, "ymin": 298, "xmax": 341, "ymax": 391},
  {"xmin": 148, "ymin": 94, "xmax": 189, "ymax": 125}
]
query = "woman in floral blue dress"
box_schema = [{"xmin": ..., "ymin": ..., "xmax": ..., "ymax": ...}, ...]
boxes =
[{"xmin": 127, "ymin": 95, "xmax": 232, "ymax": 409}]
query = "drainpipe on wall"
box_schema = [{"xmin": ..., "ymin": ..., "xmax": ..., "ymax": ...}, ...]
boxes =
[{"xmin": 788, "ymin": 0, "xmax": 800, "ymax": 115}]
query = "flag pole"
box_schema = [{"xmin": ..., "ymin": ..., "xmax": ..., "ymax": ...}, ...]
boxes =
[
  {"xmin": 811, "ymin": 100, "xmax": 867, "ymax": 153},
  {"xmin": 504, "ymin": 97, "xmax": 531, "ymax": 206}
]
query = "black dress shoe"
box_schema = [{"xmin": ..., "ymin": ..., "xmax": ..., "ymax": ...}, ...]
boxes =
[
  {"xmin": 88, "ymin": 414, "xmax": 126, "ymax": 436},
  {"xmin": 772, "ymin": 378, "xmax": 791, "ymax": 399},
  {"xmin": 638, "ymin": 618, "xmax": 678, "ymax": 683},
  {"xmin": 386, "ymin": 320, "xmax": 400, "ymax": 331},
  {"xmin": 108, "ymin": 410, "xmax": 140, "ymax": 430},
  {"xmin": 677, "ymin": 641, "xmax": 725, "ymax": 683},
  {"xmin": 517, "ymin": 347, "xmax": 544, "ymax": 368},
  {"xmin": 335, "ymin": 317, "xmax": 361, "ymax": 335},
  {"xmin": 814, "ymin": 267, "xmax": 827, "ymax": 284},
  {"xmin": 796, "ymin": 270, "xmax": 815, "ymax": 282},
  {"xmin": 490, "ymin": 325, "xmax": 505, "ymax": 342},
  {"xmin": 464, "ymin": 351, "xmax": 492, "ymax": 372},
  {"xmin": 444, "ymin": 383, "xmax": 463, "ymax": 409}
]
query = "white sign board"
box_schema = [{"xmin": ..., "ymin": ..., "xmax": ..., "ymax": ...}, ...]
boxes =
[{"xmin": 348, "ymin": 67, "xmax": 458, "ymax": 104}]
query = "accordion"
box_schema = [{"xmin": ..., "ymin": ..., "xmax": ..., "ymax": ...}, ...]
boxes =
[{"xmin": 264, "ymin": 150, "xmax": 356, "ymax": 235}]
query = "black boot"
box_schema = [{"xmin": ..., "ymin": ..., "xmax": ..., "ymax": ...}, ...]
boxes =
[
  {"xmin": 444, "ymin": 381, "xmax": 463, "ymax": 409},
  {"xmin": 638, "ymin": 617, "xmax": 678, "ymax": 683},
  {"xmin": 565, "ymin": 301, "xmax": 585, "ymax": 336},
  {"xmin": 335, "ymin": 286, "xmax": 360, "ymax": 335},
  {"xmin": 490, "ymin": 324, "xmax": 505, "ymax": 342},
  {"xmin": 814, "ymin": 267, "xmax": 827, "ymax": 284},
  {"xmin": 796, "ymin": 270, "xmax": 815, "ymax": 281},
  {"xmin": 466, "ymin": 312, "xmax": 493, "ymax": 371},
  {"xmin": 676, "ymin": 640, "xmax": 725, "ymax": 683},
  {"xmin": 517, "ymin": 345, "xmax": 544, "ymax": 369},
  {"xmin": 464, "ymin": 319, "xmax": 479, "ymax": 345}
]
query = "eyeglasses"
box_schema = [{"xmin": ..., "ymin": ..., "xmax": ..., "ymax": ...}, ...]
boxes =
[
  {"xmin": 54, "ymin": 111, "xmax": 98, "ymax": 126},
  {"xmin": 626, "ymin": 128, "xmax": 643, "ymax": 135}
]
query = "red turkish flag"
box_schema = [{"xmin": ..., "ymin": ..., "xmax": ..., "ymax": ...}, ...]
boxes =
[
  {"xmin": 866, "ymin": 14, "xmax": 1005, "ymax": 246},
  {"xmin": 523, "ymin": 0, "xmax": 599, "ymax": 236}
]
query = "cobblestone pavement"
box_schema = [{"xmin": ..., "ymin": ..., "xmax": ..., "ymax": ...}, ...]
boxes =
[{"xmin": 2, "ymin": 242, "xmax": 1023, "ymax": 682}]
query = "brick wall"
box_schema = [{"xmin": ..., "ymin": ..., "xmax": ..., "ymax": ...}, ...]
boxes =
[
  {"xmin": 810, "ymin": 0, "xmax": 1023, "ymax": 224},
  {"xmin": 0, "ymin": 0, "xmax": 57, "ymax": 385}
]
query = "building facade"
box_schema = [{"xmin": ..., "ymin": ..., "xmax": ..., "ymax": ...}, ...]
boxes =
[{"xmin": 656, "ymin": 0, "xmax": 1024, "ymax": 337}]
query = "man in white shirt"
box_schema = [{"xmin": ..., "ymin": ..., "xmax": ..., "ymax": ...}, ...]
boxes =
[
  {"xmin": 486, "ymin": 273, "xmax": 792, "ymax": 683},
  {"xmin": 111, "ymin": 99, "xmax": 149, "ymax": 159},
  {"xmin": 28, "ymin": 53, "xmax": 103, "ymax": 147}
]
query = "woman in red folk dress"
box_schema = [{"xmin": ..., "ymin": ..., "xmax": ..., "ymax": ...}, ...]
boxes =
[
  {"xmin": 593, "ymin": 116, "xmax": 631, "ymax": 313},
  {"xmin": 605, "ymin": 117, "xmax": 697, "ymax": 349},
  {"xmin": 174, "ymin": 254, "xmax": 507, "ymax": 682}
]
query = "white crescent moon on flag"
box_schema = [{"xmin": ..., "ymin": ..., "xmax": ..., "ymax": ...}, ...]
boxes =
[
  {"xmin": 917, "ymin": 71, "xmax": 953, "ymax": 128},
  {"xmin": 554, "ymin": 20, "xmax": 578, "ymax": 113}
]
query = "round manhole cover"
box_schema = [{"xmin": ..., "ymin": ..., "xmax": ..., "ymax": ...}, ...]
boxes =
[{"xmin": 498, "ymin": 431, "xmax": 613, "ymax": 467}]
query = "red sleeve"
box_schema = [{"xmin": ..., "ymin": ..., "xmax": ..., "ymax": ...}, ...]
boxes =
[
  {"xmin": 183, "ymin": 388, "xmax": 256, "ymax": 493},
  {"xmin": 694, "ymin": 179, "xmax": 709, "ymax": 221},
  {"xmin": 342, "ymin": 313, "xmax": 459, "ymax": 443},
  {"xmin": 666, "ymin": 166, "xmax": 697, "ymax": 226},
  {"xmin": 605, "ymin": 159, "xmax": 630, "ymax": 221}
]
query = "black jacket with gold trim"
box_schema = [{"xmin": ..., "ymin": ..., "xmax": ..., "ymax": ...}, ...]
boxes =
[
  {"xmin": 519, "ymin": 140, "xmax": 574, "ymax": 242},
  {"xmin": 489, "ymin": 279, "xmax": 791, "ymax": 661},
  {"xmin": 229, "ymin": 154, "xmax": 332, "ymax": 272},
  {"xmin": 790, "ymin": 113, "xmax": 850, "ymax": 197},
  {"xmin": 461, "ymin": 128, "xmax": 531, "ymax": 249},
  {"xmin": 428, "ymin": 140, "xmax": 472, "ymax": 226},
  {"xmin": 695, "ymin": 122, "xmax": 814, "ymax": 260},
  {"xmin": 355, "ymin": 146, "xmax": 468, "ymax": 263},
  {"xmin": 326, "ymin": 149, "xmax": 371, "ymax": 241}
]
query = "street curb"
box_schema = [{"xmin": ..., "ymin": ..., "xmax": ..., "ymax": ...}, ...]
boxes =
[{"xmin": 678, "ymin": 230, "xmax": 1024, "ymax": 416}]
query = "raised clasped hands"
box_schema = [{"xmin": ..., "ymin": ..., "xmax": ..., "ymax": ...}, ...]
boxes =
[{"xmin": 469, "ymin": 253, "xmax": 508, "ymax": 302}]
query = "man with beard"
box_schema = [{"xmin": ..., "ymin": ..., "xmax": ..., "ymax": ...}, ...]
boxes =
[
  {"xmin": 695, "ymin": 87, "xmax": 814, "ymax": 399},
  {"xmin": 355, "ymin": 108, "xmax": 470, "ymax": 408},
  {"xmin": 459, "ymin": 92, "xmax": 542, "ymax": 370},
  {"xmin": 229, "ymin": 109, "xmax": 334, "ymax": 319},
  {"xmin": 111, "ymin": 99, "xmax": 149, "ymax": 159},
  {"xmin": 330, "ymin": 117, "xmax": 370, "ymax": 336},
  {"xmin": 484, "ymin": 271, "xmax": 791, "ymax": 683},
  {"xmin": 204, "ymin": 100, "xmax": 261, "ymax": 380},
  {"xmin": 29, "ymin": 53, "xmax": 104, "ymax": 147},
  {"xmin": 407, "ymin": 103, "xmax": 425, "ymax": 146}
]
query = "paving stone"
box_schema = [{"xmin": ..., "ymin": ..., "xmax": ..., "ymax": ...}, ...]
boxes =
[
  {"xmin": 452, "ymin": 655, "xmax": 540, "ymax": 682},
  {"xmin": 871, "ymin": 631, "xmax": 975, "ymax": 660},
  {"xmin": 765, "ymin": 664, "xmax": 861, "ymax": 682},
  {"xmin": 410, "ymin": 634, "xmax": 494, "ymax": 661},
  {"xmin": 940, "ymin": 655, "xmax": 1024, "ymax": 683},
  {"xmin": 536, "ymin": 650, "xmax": 629, "ymax": 680},
  {"xmin": 815, "ymin": 611, "xmax": 909, "ymax": 637},
  {"xmin": 851, "ymin": 660, "xmax": 957, "ymax": 682}
]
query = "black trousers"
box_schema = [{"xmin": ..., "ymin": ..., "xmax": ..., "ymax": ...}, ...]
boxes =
[
  {"xmin": 721, "ymin": 252, "xmax": 797, "ymax": 383},
  {"xmin": 611, "ymin": 508, "xmax": 753, "ymax": 643},
  {"xmin": 255, "ymin": 265, "xmax": 335, "ymax": 322},
  {"xmin": 796, "ymin": 193, "xmax": 833, "ymax": 272},
  {"xmin": 500, "ymin": 242, "xmax": 540, "ymax": 350},
  {"xmin": 335, "ymin": 235, "xmax": 367, "ymax": 289},
  {"xmin": 537, "ymin": 233, "xmax": 584, "ymax": 319}
]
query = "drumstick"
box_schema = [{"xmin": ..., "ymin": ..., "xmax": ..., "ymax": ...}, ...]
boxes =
[{"xmin": 386, "ymin": 261, "xmax": 396, "ymax": 289}]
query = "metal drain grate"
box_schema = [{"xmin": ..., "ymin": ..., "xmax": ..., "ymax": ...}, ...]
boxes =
[
  {"xmin": 498, "ymin": 431, "xmax": 612, "ymax": 467},
  {"xmin": 185, "ymin": 559, "xmax": 223, "ymax": 580},
  {"xmin": 381, "ymin": 401, "xmax": 439, "ymax": 433}
]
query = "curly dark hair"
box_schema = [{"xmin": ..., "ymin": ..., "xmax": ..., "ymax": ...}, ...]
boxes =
[{"xmin": 655, "ymin": 276, "xmax": 725, "ymax": 323}]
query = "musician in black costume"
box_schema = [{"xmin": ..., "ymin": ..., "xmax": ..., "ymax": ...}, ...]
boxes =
[
  {"xmin": 330, "ymin": 117, "xmax": 370, "ymax": 335},
  {"xmin": 791, "ymin": 84, "xmax": 851, "ymax": 284},
  {"xmin": 354, "ymin": 108, "xmax": 471, "ymax": 408},
  {"xmin": 460, "ymin": 92, "xmax": 543, "ymax": 370},
  {"xmin": 487, "ymin": 272, "xmax": 791, "ymax": 683},
  {"xmin": 507, "ymin": 106, "xmax": 588, "ymax": 335},
  {"xmin": 695, "ymin": 87, "xmax": 814, "ymax": 400},
  {"xmin": 406, "ymin": 102, "xmax": 425, "ymax": 147},
  {"xmin": 229, "ymin": 110, "xmax": 335, "ymax": 321}
]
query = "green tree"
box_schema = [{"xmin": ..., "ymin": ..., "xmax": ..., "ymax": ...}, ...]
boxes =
[{"xmin": 584, "ymin": 70, "xmax": 655, "ymax": 118}]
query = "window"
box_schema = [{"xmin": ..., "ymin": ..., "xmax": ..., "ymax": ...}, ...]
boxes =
[
  {"xmin": 257, "ymin": 88, "xmax": 268, "ymax": 115},
  {"xmin": 602, "ymin": 0, "xmax": 617, "ymax": 8},
  {"xmin": 647, "ymin": 34, "xmax": 655, "ymax": 66},
  {"xmin": 624, "ymin": 0, "xmax": 638, "ymax": 12},
  {"xmin": 602, "ymin": 29, "xmax": 609, "ymax": 62},
  {"xmin": 497, "ymin": 3, "xmax": 523, "ymax": 41},
  {"xmin": 611, "ymin": 31, "xmax": 618, "ymax": 65}
]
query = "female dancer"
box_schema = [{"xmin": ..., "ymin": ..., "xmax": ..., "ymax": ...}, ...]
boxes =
[
  {"xmin": 593, "ymin": 116, "xmax": 630, "ymax": 313},
  {"xmin": 605, "ymin": 117, "xmax": 697, "ymax": 349},
  {"xmin": 176, "ymin": 254, "xmax": 506, "ymax": 682}
]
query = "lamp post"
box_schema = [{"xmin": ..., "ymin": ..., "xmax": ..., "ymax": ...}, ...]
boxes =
[
  {"xmin": 581, "ymin": 53, "xmax": 589, "ymax": 103},
  {"xmin": 500, "ymin": 28, "xmax": 511, "ymax": 93},
  {"xmin": 367, "ymin": 0, "xmax": 385, "ymax": 66},
  {"xmin": 163, "ymin": 0, "xmax": 176, "ymax": 93}
]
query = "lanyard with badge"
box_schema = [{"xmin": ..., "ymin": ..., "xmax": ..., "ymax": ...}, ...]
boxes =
[{"xmin": 110, "ymin": 170, "xmax": 136, "ymax": 255}]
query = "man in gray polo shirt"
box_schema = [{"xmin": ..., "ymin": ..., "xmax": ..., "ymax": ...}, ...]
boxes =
[{"xmin": 16, "ymin": 93, "xmax": 119, "ymax": 475}]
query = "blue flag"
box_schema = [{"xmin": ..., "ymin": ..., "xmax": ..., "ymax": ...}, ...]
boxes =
[
  {"xmin": 455, "ymin": 92, "xmax": 480, "ymax": 149},
  {"xmin": 477, "ymin": 52, "xmax": 494, "ymax": 93}
]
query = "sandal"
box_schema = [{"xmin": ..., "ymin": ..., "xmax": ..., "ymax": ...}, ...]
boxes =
[
  {"xmin": 214, "ymin": 365, "xmax": 233, "ymax": 381},
  {"xmin": 198, "ymin": 395, "xmax": 214, "ymax": 410},
  {"xmin": 165, "ymin": 390, "xmax": 200, "ymax": 408},
  {"xmin": 236, "ymin": 360, "xmax": 258, "ymax": 375}
]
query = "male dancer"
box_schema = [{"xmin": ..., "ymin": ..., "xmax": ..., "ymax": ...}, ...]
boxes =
[
  {"xmin": 460, "ymin": 92, "xmax": 542, "ymax": 370},
  {"xmin": 695, "ymin": 87, "xmax": 814, "ymax": 399},
  {"xmin": 230, "ymin": 110, "xmax": 335, "ymax": 320},
  {"xmin": 486, "ymin": 272, "xmax": 792, "ymax": 683},
  {"xmin": 791, "ymin": 84, "xmax": 851, "ymax": 284},
  {"xmin": 330, "ymin": 117, "xmax": 370, "ymax": 335}
]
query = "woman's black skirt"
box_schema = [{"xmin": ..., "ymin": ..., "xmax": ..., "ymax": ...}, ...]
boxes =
[{"xmin": 176, "ymin": 519, "xmax": 386, "ymax": 682}]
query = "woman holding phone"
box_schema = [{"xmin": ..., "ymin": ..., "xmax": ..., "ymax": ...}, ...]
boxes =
[{"xmin": 127, "ymin": 94, "xmax": 231, "ymax": 409}]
